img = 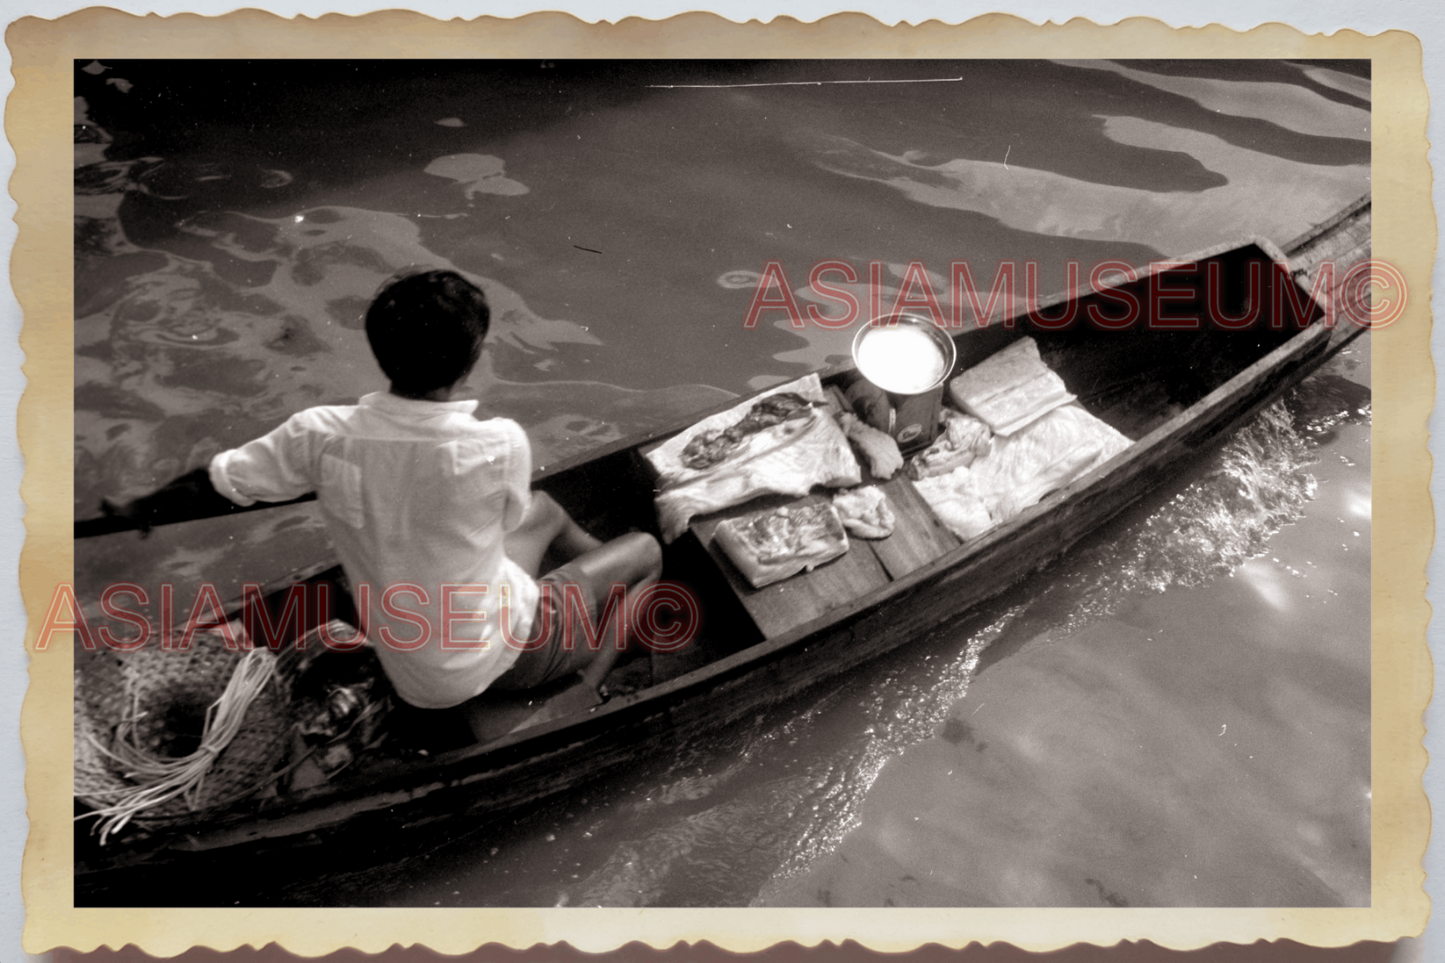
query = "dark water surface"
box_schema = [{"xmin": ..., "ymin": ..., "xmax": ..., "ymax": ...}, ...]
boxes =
[{"xmin": 74, "ymin": 60, "xmax": 1371, "ymax": 906}]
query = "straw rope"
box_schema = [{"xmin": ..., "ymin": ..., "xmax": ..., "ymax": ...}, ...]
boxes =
[{"xmin": 77, "ymin": 649, "xmax": 276, "ymax": 844}]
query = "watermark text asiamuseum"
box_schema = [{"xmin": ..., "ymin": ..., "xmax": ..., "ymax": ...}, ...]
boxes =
[
  {"xmin": 37, "ymin": 580, "xmax": 701, "ymax": 654},
  {"xmin": 738, "ymin": 258, "xmax": 1406, "ymax": 331}
]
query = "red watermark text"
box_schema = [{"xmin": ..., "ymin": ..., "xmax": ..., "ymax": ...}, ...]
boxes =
[
  {"xmin": 739, "ymin": 258, "xmax": 1405, "ymax": 331},
  {"xmin": 39, "ymin": 580, "xmax": 701, "ymax": 654}
]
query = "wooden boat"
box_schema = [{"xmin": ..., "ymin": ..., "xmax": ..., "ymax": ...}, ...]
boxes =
[{"xmin": 73, "ymin": 196, "xmax": 1372, "ymax": 902}]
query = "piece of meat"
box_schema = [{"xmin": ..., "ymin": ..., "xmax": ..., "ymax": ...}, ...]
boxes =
[
  {"xmin": 832, "ymin": 485, "xmax": 896, "ymax": 539},
  {"xmin": 908, "ymin": 408, "xmax": 992, "ymax": 480},
  {"xmin": 837, "ymin": 412, "xmax": 904, "ymax": 480},
  {"xmin": 713, "ymin": 502, "xmax": 850, "ymax": 588},
  {"xmin": 913, "ymin": 468, "xmax": 994, "ymax": 541},
  {"xmin": 680, "ymin": 427, "xmax": 741, "ymax": 471},
  {"xmin": 913, "ymin": 404, "xmax": 1133, "ymax": 541},
  {"xmin": 648, "ymin": 375, "xmax": 862, "ymax": 542},
  {"xmin": 679, "ymin": 393, "xmax": 814, "ymax": 470},
  {"xmin": 735, "ymin": 392, "xmax": 811, "ymax": 432},
  {"xmin": 655, "ymin": 411, "xmax": 860, "ymax": 541}
]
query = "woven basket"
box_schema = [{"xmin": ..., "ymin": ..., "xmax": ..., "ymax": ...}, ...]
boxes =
[{"xmin": 74, "ymin": 629, "xmax": 294, "ymax": 829}]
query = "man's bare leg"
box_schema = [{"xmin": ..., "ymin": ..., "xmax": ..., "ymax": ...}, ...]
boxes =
[
  {"xmin": 483, "ymin": 532, "xmax": 663, "ymax": 727},
  {"xmin": 561, "ymin": 532, "xmax": 663, "ymax": 691},
  {"xmin": 505, "ymin": 491, "xmax": 604, "ymax": 579}
]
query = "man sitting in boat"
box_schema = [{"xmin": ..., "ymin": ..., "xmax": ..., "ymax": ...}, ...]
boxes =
[{"xmin": 104, "ymin": 269, "xmax": 663, "ymax": 734}]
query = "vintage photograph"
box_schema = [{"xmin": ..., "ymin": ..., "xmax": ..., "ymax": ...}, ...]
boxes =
[{"xmin": 67, "ymin": 58, "xmax": 1374, "ymax": 910}]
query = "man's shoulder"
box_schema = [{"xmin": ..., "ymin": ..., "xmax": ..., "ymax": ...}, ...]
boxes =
[
  {"xmin": 286, "ymin": 402, "xmax": 362, "ymax": 433},
  {"xmin": 455, "ymin": 415, "xmax": 529, "ymax": 450},
  {"xmin": 444, "ymin": 416, "xmax": 530, "ymax": 474}
]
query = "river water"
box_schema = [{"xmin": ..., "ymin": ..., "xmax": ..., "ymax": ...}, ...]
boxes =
[{"xmin": 73, "ymin": 59, "xmax": 1371, "ymax": 907}]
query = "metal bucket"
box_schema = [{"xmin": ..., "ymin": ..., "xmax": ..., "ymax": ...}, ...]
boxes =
[{"xmin": 848, "ymin": 313, "xmax": 958, "ymax": 453}]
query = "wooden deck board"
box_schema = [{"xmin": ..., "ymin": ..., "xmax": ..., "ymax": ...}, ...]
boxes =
[
  {"xmin": 692, "ymin": 492, "xmax": 891, "ymax": 639},
  {"xmin": 863, "ymin": 476, "xmax": 960, "ymax": 579}
]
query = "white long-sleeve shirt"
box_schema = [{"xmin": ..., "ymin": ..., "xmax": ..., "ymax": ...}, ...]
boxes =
[{"xmin": 209, "ymin": 391, "xmax": 538, "ymax": 708}]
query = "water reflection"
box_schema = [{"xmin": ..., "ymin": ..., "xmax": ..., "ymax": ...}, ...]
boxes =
[
  {"xmin": 1057, "ymin": 60, "xmax": 1371, "ymax": 144},
  {"xmin": 809, "ymin": 117, "xmax": 1367, "ymax": 253}
]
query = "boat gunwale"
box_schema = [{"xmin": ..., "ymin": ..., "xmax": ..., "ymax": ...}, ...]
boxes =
[{"xmin": 1278, "ymin": 192, "xmax": 1370, "ymax": 256}]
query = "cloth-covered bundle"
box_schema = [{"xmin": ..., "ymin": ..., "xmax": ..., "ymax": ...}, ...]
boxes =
[
  {"xmin": 913, "ymin": 403, "xmax": 1133, "ymax": 541},
  {"xmin": 648, "ymin": 374, "xmax": 861, "ymax": 542},
  {"xmin": 948, "ymin": 336, "xmax": 1076, "ymax": 435},
  {"xmin": 74, "ymin": 629, "xmax": 295, "ymax": 840}
]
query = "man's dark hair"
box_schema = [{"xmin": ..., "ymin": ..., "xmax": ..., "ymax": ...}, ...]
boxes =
[{"xmin": 365, "ymin": 270, "xmax": 491, "ymax": 397}]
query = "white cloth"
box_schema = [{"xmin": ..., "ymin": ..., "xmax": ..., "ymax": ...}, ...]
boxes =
[
  {"xmin": 913, "ymin": 403, "xmax": 1133, "ymax": 541},
  {"xmin": 948, "ymin": 336, "xmax": 1077, "ymax": 436},
  {"xmin": 209, "ymin": 391, "xmax": 538, "ymax": 709},
  {"xmin": 646, "ymin": 374, "xmax": 861, "ymax": 542}
]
